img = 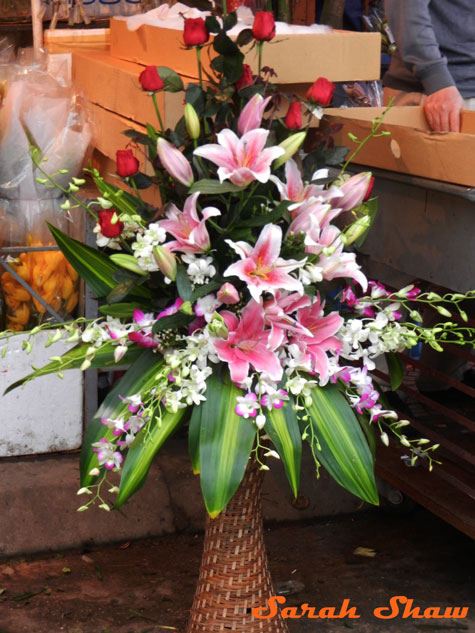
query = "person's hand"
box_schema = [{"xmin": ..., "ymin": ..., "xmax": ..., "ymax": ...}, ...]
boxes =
[{"xmin": 423, "ymin": 86, "xmax": 464, "ymax": 133}]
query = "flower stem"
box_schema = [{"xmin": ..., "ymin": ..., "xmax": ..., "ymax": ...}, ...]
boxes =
[
  {"xmin": 222, "ymin": 0, "xmax": 228, "ymax": 19},
  {"xmin": 130, "ymin": 176, "xmax": 145, "ymax": 206},
  {"xmin": 152, "ymin": 93, "xmax": 165, "ymax": 132},
  {"xmin": 257, "ymin": 42, "xmax": 263, "ymax": 77},
  {"xmin": 196, "ymin": 46, "xmax": 203, "ymax": 89}
]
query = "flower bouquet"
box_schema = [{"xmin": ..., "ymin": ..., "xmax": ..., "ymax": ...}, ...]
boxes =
[{"xmin": 3, "ymin": 5, "xmax": 475, "ymax": 631}]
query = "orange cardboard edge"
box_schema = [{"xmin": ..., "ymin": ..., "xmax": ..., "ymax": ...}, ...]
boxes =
[
  {"xmin": 110, "ymin": 19, "xmax": 381, "ymax": 83},
  {"xmin": 322, "ymin": 106, "xmax": 475, "ymax": 188}
]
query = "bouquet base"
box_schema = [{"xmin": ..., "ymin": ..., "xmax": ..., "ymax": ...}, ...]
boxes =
[{"xmin": 186, "ymin": 462, "xmax": 288, "ymax": 633}]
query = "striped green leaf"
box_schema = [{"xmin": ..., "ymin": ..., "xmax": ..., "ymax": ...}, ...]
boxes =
[
  {"xmin": 48, "ymin": 224, "xmax": 150, "ymax": 300},
  {"xmin": 266, "ymin": 398, "xmax": 302, "ymax": 498},
  {"xmin": 80, "ymin": 350, "xmax": 165, "ymax": 486},
  {"xmin": 306, "ymin": 385, "xmax": 379, "ymax": 505},
  {"xmin": 4, "ymin": 342, "xmax": 143, "ymax": 394},
  {"xmin": 115, "ymin": 405, "xmax": 187, "ymax": 508},
  {"xmin": 188, "ymin": 405, "xmax": 202, "ymax": 475},
  {"xmin": 199, "ymin": 373, "xmax": 256, "ymax": 518}
]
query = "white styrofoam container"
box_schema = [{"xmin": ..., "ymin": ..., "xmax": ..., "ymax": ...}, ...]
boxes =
[{"xmin": 0, "ymin": 332, "xmax": 83, "ymax": 457}]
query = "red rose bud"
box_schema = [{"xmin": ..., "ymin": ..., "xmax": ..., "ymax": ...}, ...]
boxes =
[
  {"xmin": 98, "ymin": 209, "xmax": 124, "ymax": 239},
  {"xmin": 284, "ymin": 101, "xmax": 302, "ymax": 130},
  {"xmin": 116, "ymin": 149, "xmax": 139, "ymax": 178},
  {"xmin": 183, "ymin": 18, "xmax": 209, "ymax": 47},
  {"xmin": 363, "ymin": 176, "xmax": 375, "ymax": 201},
  {"xmin": 138, "ymin": 65, "xmax": 164, "ymax": 92},
  {"xmin": 306, "ymin": 77, "xmax": 335, "ymax": 106},
  {"xmin": 236, "ymin": 64, "xmax": 253, "ymax": 90},
  {"xmin": 252, "ymin": 11, "xmax": 276, "ymax": 42}
]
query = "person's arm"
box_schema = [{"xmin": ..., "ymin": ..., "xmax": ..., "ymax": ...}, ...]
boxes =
[{"xmin": 384, "ymin": 0, "xmax": 464, "ymax": 132}]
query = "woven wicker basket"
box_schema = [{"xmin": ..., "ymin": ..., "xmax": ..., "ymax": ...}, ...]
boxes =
[{"xmin": 186, "ymin": 461, "xmax": 288, "ymax": 633}]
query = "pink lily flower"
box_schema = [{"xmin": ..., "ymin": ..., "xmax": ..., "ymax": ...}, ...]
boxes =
[
  {"xmin": 304, "ymin": 224, "xmax": 368, "ymax": 291},
  {"xmin": 224, "ymin": 224, "xmax": 304, "ymax": 301},
  {"xmin": 293, "ymin": 296, "xmax": 343, "ymax": 382},
  {"xmin": 237, "ymin": 94, "xmax": 272, "ymax": 136},
  {"xmin": 213, "ymin": 300, "xmax": 283, "ymax": 384},
  {"xmin": 158, "ymin": 192, "xmax": 220, "ymax": 254},
  {"xmin": 270, "ymin": 159, "xmax": 344, "ymax": 214},
  {"xmin": 263, "ymin": 291, "xmax": 312, "ymax": 337},
  {"xmin": 156, "ymin": 137, "xmax": 194, "ymax": 187},
  {"xmin": 217, "ymin": 282, "xmax": 240, "ymax": 305},
  {"xmin": 194, "ymin": 128, "xmax": 285, "ymax": 187}
]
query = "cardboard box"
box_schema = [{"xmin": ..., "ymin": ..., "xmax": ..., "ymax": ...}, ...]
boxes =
[
  {"xmin": 322, "ymin": 106, "xmax": 475, "ymax": 188},
  {"xmin": 44, "ymin": 28, "xmax": 110, "ymax": 53},
  {"xmin": 72, "ymin": 50, "xmax": 184, "ymax": 129},
  {"xmin": 110, "ymin": 18, "xmax": 381, "ymax": 83}
]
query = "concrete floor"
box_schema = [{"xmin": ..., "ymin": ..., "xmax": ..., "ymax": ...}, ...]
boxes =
[{"xmin": 0, "ymin": 505, "xmax": 474, "ymax": 633}]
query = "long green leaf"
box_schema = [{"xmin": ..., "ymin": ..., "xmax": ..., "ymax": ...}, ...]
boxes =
[
  {"xmin": 4, "ymin": 342, "xmax": 143, "ymax": 394},
  {"xmin": 115, "ymin": 406, "xmax": 187, "ymax": 508},
  {"xmin": 48, "ymin": 224, "xmax": 150, "ymax": 300},
  {"xmin": 306, "ymin": 385, "xmax": 378, "ymax": 505},
  {"xmin": 385, "ymin": 351, "xmax": 404, "ymax": 391},
  {"xmin": 80, "ymin": 350, "xmax": 165, "ymax": 485},
  {"xmin": 189, "ymin": 179, "xmax": 245, "ymax": 195},
  {"xmin": 199, "ymin": 373, "xmax": 256, "ymax": 518},
  {"xmin": 266, "ymin": 399, "xmax": 302, "ymax": 498},
  {"xmin": 188, "ymin": 405, "xmax": 202, "ymax": 475}
]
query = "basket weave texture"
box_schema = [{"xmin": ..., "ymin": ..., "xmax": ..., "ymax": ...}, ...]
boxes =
[{"xmin": 186, "ymin": 461, "xmax": 288, "ymax": 633}]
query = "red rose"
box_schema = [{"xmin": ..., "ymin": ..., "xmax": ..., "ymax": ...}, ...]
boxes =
[
  {"xmin": 252, "ymin": 11, "xmax": 276, "ymax": 42},
  {"xmin": 116, "ymin": 149, "xmax": 140, "ymax": 178},
  {"xmin": 363, "ymin": 176, "xmax": 375, "ymax": 201},
  {"xmin": 183, "ymin": 18, "xmax": 209, "ymax": 47},
  {"xmin": 236, "ymin": 64, "xmax": 253, "ymax": 90},
  {"xmin": 306, "ymin": 77, "xmax": 335, "ymax": 106},
  {"xmin": 98, "ymin": 209, "xmax": 124, "ymax": 239},
  {"xmin": 284, "ymin": 100, "xmax": 302, "ymax": 129},
  {"xmin": 138, "ymin": 65, "xmax": 164, "ymax": 92}
]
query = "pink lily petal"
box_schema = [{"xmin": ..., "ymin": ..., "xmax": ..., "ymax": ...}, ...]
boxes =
[{"xmin": 237, "ymin": 94, "xmax": 272, "ymax": 136}]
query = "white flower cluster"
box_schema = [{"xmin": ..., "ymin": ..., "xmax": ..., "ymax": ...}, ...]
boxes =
[
  {"xmin": 182, "ymin": 254, "xmax": 217, "ymax": 285},
  {"xmin": 131, "ymin": 223, "xmax": 167, "ymax": 272}
]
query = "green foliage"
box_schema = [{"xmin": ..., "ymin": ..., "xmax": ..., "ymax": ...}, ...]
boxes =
[{"xmin": 266, "ymin": 398, "xmax": 302, "ymax": 497}]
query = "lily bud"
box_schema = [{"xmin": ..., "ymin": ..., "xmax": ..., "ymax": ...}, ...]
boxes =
[
  {"xmin": 273, "ymin": 132, "xmax": 306, "ymax": 169},
  {"xmin": 156, "ymin": 137, "xmax": 194, "ymax": 187},
  {"xmin": 336, "ymin": 172, "xmax": 372, "ymax": 212},
  {"xmin": 344, "ymin": 213, "xmax": 372, "ymax": 245},
  {"xmin": 208, "ymin": 312, "xmax": 228, "ymax": 339},
  {"xmin": 153, "ymin": 245, "xmax": 177, "ymax": 280},
  {"xmin": 184, "ymin": 103, "xmax": 200, "ymax": 140},
  {"xmin": 217, "ymin": 282, "xmax": 240, "ymax": 305},
  {"xmin": 110, "ymin": 254, "xmax": 147, "ymax": 276}
]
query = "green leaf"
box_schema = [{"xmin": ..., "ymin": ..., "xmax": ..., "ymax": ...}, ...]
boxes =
[
  {"xmin": 266, "ymin": 398, "xmax": 302, "ymax": 498},
  {"xmin": 48, "ymin": 225, "xmax": 150, "ymax": 300},
  {"xmin": 80, "ymin": 350, "xmax": 165, "ymax": 485},
  {"xmin": 236, "ymin": 28, "xmax": 254, "ymax": 47},
  {"xmin": 185, "ymin": 83, "xmax": 206, "ymax": 116},
  {"xmin": 199, "ymin": 373, "xmax": 256, "ymax": 517},
  {"xmin": 306, "ymin": 385, "xmax": 378, "ymax": 505},
  {"xmin": 4, "ymin": 342, "xmax": 144, "ymax": 394},
  {"xmin": 205, "ymin": 15, "xmax": 220, "ymax": 33},
  {"xmin": 223, "ymin": 11, "xmax": 238, "ymax": 31},
  {"xmin": 222, "ymin": 51, "xmax": 244, "ymax": 84},
  {"xmin": 188, "ymin": 405, "xmax": 202, "ymax": 475},
  {"xmin": 385, "ymin": 351, "xmax": 404, "ymax": 391},
  {"xmin": 99, "ymin": 302, "xmax": 147, "ymax": 318},
  {"xmin": 213, "ymin": 32, "xmax": 239, "ymax": 56},
  {"xmin": 152, "ymin": 312, "xmax": 194, "ymax": 334},
  {"xmin": 176, "ymin": 264, "xmax": 193, "ymax": 301},
  {"xmin": 189, "ymin": 179, "xmax": 246, "ymax": 195},
  {"xmin": 157, "ymin": 66, "xmax": 184, "ymax": 93},
  {"xmin": 115, "ymin": 406, "xmax": 187, "ymax": 508},
  {"xmin": 190, "ymin": 280, "xmax": 222, "ymax": 302},
  {"xmin": 106, "ymin": 278, "xmax": 146, "ymax": 304},
  {"xmin": 238, "ymin": 200, "xmax": 292, "ymax": 228}
]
